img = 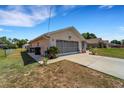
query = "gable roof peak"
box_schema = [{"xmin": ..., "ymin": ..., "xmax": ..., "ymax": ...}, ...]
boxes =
[{"xmin": 29, "ymin": 26, "xmax": 85, "ymax": 43}]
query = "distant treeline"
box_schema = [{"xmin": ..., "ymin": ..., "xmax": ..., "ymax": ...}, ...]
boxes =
[
  {"xmin": 0, "ymin": 36, "xmax": 28, "ymax": 49},
  {"xmin": 82, "ymin": 32, "xmax": 124, "ymax": 45}
]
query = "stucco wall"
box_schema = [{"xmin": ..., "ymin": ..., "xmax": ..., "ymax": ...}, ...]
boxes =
[
  {"xmin": 30, "ymin": 38, "xmax": 50, "ymax": 55},
  {"xmin": 49, "ymin": 29, "xmax": 82, "ymax": 52}
]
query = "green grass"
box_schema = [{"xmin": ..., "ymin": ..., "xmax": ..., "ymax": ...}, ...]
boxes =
[
  {"xmin": 92, "ymin": 48, "xmax": 124, "ymax": 59},
  {"xmin": 0, "ymin": 49, "xmax": 38, "ymax": 87},
  {"xmin": 0, "ymin": 48, "xmax": 124, "ymax": 87},
  {"xmin": 0, "ymin": 49, "xmax": 6, "ymax": 59}
]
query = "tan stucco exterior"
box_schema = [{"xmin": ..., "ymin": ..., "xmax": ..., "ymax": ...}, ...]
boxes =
[
  {"xmin": 29, "ymin": 37, "xmax": 50, "ymax": 55},
  {"xmin": 29, "ymin": 27, "xmax": 85, "ymax": 55},
  {"xmin": 49, "ymin": 29, "xmax": 82, "ymax": 52}
]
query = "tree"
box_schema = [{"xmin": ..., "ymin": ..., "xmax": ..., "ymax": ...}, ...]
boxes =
[
  {"xmin": 0, "ymin": 36, "xmax": 28, "ymax": 49},
  {"xmin": 9, "ymin": 43, "xmax": 18, "ymax": 49},
  {"xmin": 0, "ymin": 37, "xmax": 10, "ymax": 44},
  {"xmin": 16, "ymin": 39, "xmax": 28, "ymax": 48},
  {"xmin": 0, "ymin": 37, "xmax": 11, "ymax": 49},
  {"xmin": 82, "ymin": 32, "xmax": 97, "ymax": 39},
  {"xmin": 111, "ymin": 40, "xmax": 121, "ymax": 44},
  {"xmin": 12, "ymin": 38, "xmax": 19, "ymax": 44}
]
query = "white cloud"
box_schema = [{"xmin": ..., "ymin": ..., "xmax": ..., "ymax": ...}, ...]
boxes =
[
  {"xmin": 0, "ymin": 28, "xmax": 12, "ymax": 32},
  {"xmin": 0, "ymin": 6, "xmax": 55, "ymax": 27},
  {"xmin": 99, "ymin": 5, "xmax": 114, "ymax": 9},
  {"xmin": 61, "ymin": 5, "xmax": 79, "ymax": 16},
  {"xmin": 62, "ymin": 5, "xmax": 77, "ymax": 10},
  {"xmin": 0, "ymin": 28, "xmax": 4, "ymax": 32},
  {"xmin": 119, "ymin": 26, "xmax": 124, "ymax": 31}
]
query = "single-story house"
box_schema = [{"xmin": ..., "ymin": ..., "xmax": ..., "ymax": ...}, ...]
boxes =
[
  {"xmin": 28, "ymin": 26, "xmax": 86, "ymax": 56},
  {"xmin": 110, "ymin": 43, "xmax": 124, "ymax": 48},
  {"xmin": 86, "ymin": 38, "xmax": 109, "ymax": 48},
  {"xmin": 22, "ymin": 44, "xmax": 29, "ymax": 49},
  {"xmin": 0, "ymin": 43, "xmax": 7, "ymax": 49}
]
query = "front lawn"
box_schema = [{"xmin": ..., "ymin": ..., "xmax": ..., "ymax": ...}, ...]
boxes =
[
  {"xmin": 0, "ymin": 49, "xmax": 124, "ymax": 88},
  {"xmin": 92, "ymin": 48, "xmax": 124, "ymax": 59},
  {"xmin": 0, "ymin": 49, "xmax": 38, "ymax": 87},
  {"xmin": 0, "ymin": 49, "xmax": 5, "ymax": 59}
]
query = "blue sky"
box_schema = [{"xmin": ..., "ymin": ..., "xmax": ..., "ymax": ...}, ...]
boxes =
[{"xmin": 0, "ymin": 5, "xmax": 124, "ymax": 41}]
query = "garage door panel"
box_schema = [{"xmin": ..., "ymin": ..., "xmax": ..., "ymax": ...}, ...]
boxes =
[{"xmin": 56, "ymin": 40, "xmax": 79, "ymax": 54}]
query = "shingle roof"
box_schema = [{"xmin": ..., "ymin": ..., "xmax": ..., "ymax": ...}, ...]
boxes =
[
  {"xmin": 29, "ymin": 26, "xmax": 85, "ymax": 43},
  {"xmin": 86, "ymin": 38, "xmax": 110, "ymax": 45},
  {"xmin": 86, "ymin": 38, "xmax": 102, "ymax": 44}
]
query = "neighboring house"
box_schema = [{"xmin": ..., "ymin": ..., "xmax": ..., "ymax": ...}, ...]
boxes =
[
  {"xmin": 102, "ymin": 40, "xmax": 110, "ymax": 48},
  {"xmin": 110, "ymin": 43, "xmax": 124, "ymax": 48},
  {"xmin": 28, "ymin": 26, "xmax": 86, "ymax": 56},
  {"xmin": 0, "ymin": 44, "xmax": 4, "ymax": 48},
  {"xmin": 22, "ymin": 44, "xmax": 29, "ymax": 49},
  {"xmin": 86, "ymin": 38, "xmax": 109, "ymax": 48},
  {"xmin": 0, "ymin": 43, "xmax": 7, "ymax": 49}
]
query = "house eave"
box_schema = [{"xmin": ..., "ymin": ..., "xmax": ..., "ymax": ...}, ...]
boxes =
[
  {"xmin": 29, "ymin": 26, "xmax": 85, "ymax": 43},
  {"xmin": 29, "ymin": 35, "xmax": 50, "ymax": 44}
]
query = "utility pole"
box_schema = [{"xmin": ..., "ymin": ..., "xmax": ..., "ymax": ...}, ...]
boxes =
[{"xmin": 48, "ymin": 6, "xmax": 52, "ymax": 32}]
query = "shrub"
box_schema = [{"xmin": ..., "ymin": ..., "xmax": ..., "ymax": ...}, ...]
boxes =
[
  {"xmin": 89, "ymin": 48, "xmax": 96, "ymax": 55},
  {"xmin": 88, "ymin": 45, "xmax": 93, "ymax": 51},
  {"xmin": 46, "ymin": 46, "xmax": 59, "ymax": 59},
  {"xmin": 43, "ymin": 57, "xmax": 48, "ymax": 66}
]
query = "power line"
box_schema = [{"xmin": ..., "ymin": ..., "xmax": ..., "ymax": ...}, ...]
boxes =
[
  {"xmin": 47, "ymin": 6, "xmax": 81, "ymax": 32},
  {"xmin": 48, "ymin": 6, "xmax": 52, "ymax": 32}
]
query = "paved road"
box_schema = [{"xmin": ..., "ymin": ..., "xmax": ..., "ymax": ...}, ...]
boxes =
[{"xmin": 47, "ymin": 53, "xmax": 124, "ymax": 80}]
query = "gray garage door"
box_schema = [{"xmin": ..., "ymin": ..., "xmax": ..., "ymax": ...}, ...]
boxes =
[{"xmin": 56, "ymin": 40, "xmax": 79, "ymax": 54}]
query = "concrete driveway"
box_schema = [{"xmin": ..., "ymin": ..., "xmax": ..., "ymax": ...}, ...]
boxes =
[{"xmin": 43, "ymin": 53, "xmax": 124, "ymax": 80}]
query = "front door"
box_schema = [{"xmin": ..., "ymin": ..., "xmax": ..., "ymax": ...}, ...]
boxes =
[{"xmin": 35, "ymin": 47, "xmax": 41, "ymax": 55}]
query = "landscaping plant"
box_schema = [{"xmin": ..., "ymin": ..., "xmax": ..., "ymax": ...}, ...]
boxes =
[
  {"xmin": 89, "ymin": 47, "xmax": 96, "ymax": 55},
  {"xmin": 46, "ymin": 46, "xmax": 59, "ymax": 59},
  {"xmin": 43, "ymin": 57, "xmax": 48, "ymax": 66}
]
